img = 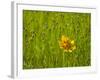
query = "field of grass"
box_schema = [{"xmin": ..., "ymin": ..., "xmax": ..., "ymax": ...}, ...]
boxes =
[{"xmin": 23, "ymin": 10, "xmax": 91, "ymax": 69}]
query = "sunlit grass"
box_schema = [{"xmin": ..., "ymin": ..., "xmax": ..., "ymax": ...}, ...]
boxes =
[{"xmin": 23, "ymin": 10, "xmax": 91, "ymax": 69}]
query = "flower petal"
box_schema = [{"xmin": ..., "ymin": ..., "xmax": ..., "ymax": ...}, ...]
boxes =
[
  {"xmin": 69, "ymin": 50, "xmax": 72, "ymax": 52},
  {"xmin": 71, "ymin": 40, "xmax": 75, "ymax": 45},
  {"xmin": 72, "ymin": 46, "xmax": 76, "ymax": 50},
  {"xmin": 64, "ymin": 49, "xmax": 68, "ymax": 52}
]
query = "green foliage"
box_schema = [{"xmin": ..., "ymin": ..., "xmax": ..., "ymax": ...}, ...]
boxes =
[{"xmin": 23, "ymin": 10, "xmax": 91, "ymax": 69}]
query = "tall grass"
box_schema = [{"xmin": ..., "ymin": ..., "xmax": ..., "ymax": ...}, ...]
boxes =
[{"xmin": 23, "ymin": 10, "xmax": 91, "ymax": 69}]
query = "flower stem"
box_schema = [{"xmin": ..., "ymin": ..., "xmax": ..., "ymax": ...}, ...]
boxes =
[{"xmin": 63, "ymin": 51, "xmax": 65, "ymax": 67}]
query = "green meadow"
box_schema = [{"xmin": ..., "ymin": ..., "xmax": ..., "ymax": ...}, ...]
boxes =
[{"xmin": 23, "ymin": 10, "xmax": 91, "ymax": 69}]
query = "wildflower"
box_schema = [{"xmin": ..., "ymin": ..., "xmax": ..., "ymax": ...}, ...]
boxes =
[{"xmin": 59, "ymin": 35, "xmax": 76, "ymax": 52}]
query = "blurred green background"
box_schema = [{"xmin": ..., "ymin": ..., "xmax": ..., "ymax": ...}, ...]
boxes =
[{"xmin": 23, "ymin": 10, "xmax": 91, "ymax": 69}]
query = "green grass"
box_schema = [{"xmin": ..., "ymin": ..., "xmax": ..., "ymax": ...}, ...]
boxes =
[{"xmin": 23, "ymin": 10, "xmax": 91, "ymax": 69}]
